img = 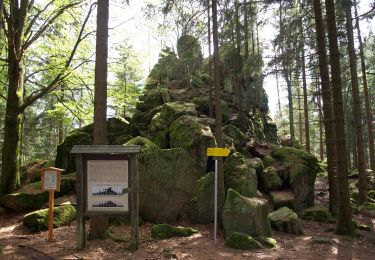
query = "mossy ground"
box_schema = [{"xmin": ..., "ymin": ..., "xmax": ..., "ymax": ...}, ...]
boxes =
[{"xmin": 151, "ymin": 224, "xmax": 198, "ymax": 239}]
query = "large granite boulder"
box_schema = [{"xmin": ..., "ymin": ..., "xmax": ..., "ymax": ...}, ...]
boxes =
[
  {"xmin": 268, "ymin": 207, "xmax": 302, "ymax": 235},
  {"xmin": 222, "ymin": 189, "xmax": 271, "ymax": 238},
  {"xmin": 169, "ymin": 115, "xmax": 216, "ymax": 172},
  {"xmin": 23, "ymin": 204, "xmax": 76, "ymax": 232},
  {"xmin": 188, "ymin": 172, "xmax": 214, "ymax": 224},
  {"xmin": 271, "ymin": 147, "xmax": 319, "ymax": 211},
  {"xmin": 139, "ymin": 148, "xmax": 199, "ymax": 223},
  {"xmin": 135, "ymin": 87, "xmax": 171, "ymax": 112},
  {"xmin": 224, "ymin": 153, "xmax": 258, "ymax": 197}
]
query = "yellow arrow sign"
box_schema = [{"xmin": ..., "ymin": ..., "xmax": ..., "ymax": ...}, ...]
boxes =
[{"xmin": 207, "ymin": 147, "xmax": 230, "ymax": 157}]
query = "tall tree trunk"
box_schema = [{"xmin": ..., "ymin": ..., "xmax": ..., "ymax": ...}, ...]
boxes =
[
  {"xmin": 317, "ymin": 85, "xmax": 324, "ymax": 161},
  {"xmin": 207, "ymin": 0, "xmax": 213, "ymax": 118},
  {"xmin": 0, "ymin": 1, "xmax": 27, "ymax": 196},
  {"xmin": 90, "ymin": 0, "xmax": 109, "ymax": 239},
  {"xmin": 325, "ymin": 0, "xmax": 354, "ymax": 235},
  {"xmin": 312, "ymin": 0, "xmax": 338, "ymax": 215},
  {"xmin": 354, "ymin": 3, "xmax": 375, "ymax": 172},
  {"xmin": 301, "ymin": 45, "xmax": 310, "ymax": 153},
  {"xmin": 212, "ymin": 0, "xmax": 225, "ymax": 216},
  {"xmin": 344, "ymin": 0, "xmax": 367, "ymax": 203}
]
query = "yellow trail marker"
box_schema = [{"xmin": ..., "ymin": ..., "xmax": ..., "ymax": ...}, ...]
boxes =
[{"xmin": 207, "ymin": 147, "xmax": 230, "ymax": 157}]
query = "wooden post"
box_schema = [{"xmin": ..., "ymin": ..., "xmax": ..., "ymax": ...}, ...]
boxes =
[
  {"xmin": 130, "ymin": 154, "xmax": 139, "ymax": 250},
  {"xmin": 76, "ymin": 154, "xmax": 86, "ymax": 249},
  {"xmin": 48, "ymin": 190, "xmax": 54, "ymax": 241}
]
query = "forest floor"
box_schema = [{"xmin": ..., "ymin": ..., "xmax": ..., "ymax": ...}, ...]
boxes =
[{"xmin": 1, "ymin": 177, "xmax": 375, "ymax": 259}]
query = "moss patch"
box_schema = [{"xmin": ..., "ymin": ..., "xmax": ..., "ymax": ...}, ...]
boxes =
[
  {"xmin": 23, "ymin": 205, "xmax": 76, "ymax": 232},
  {"xmin": 225, "ymin": 232, "xmax": 263, "ymax": 250},
  {"xmin": 125, "ymin": 136, "xmax": 161, "ymax": 153},
  {"xmin": 255, "ymin": 236, "xmax": 278, "ymax": 248},
  {"xmin": 151, "ymin": 224, "xmax": 198, "ymax": 239}
]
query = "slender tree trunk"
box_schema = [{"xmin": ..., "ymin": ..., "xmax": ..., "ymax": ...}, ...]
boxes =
[
  {"xmin": 325, "ymin": 0, "xmax": 354, "ymax": 235},
  {"xmin": 235, "ymin": 0, "xmax": 242, "ymax": 114},
  {"xmin": 298, "ymin": 86, "xmax": 303, "ymax": 144},
  {"xmin": 90, "ymin": 0, "xmax": 109, "ymax": 239},
  {"xmin": 212, "ymin": 0, "xmax": 225, "ymax": 215},
  {"xmin": 354, "ymin": 3, "xmax": 375, "ymax": 172},
  {"xmin": 301, "ymin": 45, "xmax": 310, "ymax": 153},
  {"xmin": 344, "ymin": 0, "xmax": 367, "ymax": 203},
  {"xmin": 312, "ymin": 0, "xmax": 338, "ymax": 215},
  {"xmin": 207, "ymin": 0, "xmax": 213, "ymax": 118},
  {"xmin": 243, "ymin": 0, "xmax": 249, "ymax": 62},
  {"xmin": 285, "ymin": 72, "xmax": 295, "ymax": 146},
  {"xmin": 317, "ymin": 87, "xmax": 324, "ymax": 161}
]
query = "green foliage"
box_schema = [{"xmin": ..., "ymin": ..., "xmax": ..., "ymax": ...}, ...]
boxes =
[
  {"xmin": 109, "ymin": 40, "xmax": 143, "ymax": 118},
  {"xmin": 151, "ymin": 224, "xmax": 198, "ymax": 239}
]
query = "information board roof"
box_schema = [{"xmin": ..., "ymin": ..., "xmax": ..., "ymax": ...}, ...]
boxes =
[{"xmin": 71, "ymin": 145, "xmax": 141, "ymax": 154}]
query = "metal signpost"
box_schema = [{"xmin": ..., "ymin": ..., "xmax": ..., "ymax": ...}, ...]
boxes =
[
  {"xmin": 207, "ymin": 147, "xmax": 230, "ymax": 244},
  {"xmin": 71, "ymin": 145, "xmax": 141, "ymax": 250}
]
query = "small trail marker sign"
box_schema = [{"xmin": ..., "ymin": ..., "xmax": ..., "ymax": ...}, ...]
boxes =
[
  {"xmin": 40, "ymin": 167, "xmax": 64, "ymax": 242},
  {"xmin": 207, "ymin": 147, "xmax": 230, "ymax": 157},
  {"xmin": 207, "ymin": 147, "xmax": 230, "ymax": 245}
]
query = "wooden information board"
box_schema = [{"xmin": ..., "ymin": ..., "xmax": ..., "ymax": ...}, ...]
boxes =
[{"xmin": 71, "ymin": 145, "xmax": 141, "ymax": 250}]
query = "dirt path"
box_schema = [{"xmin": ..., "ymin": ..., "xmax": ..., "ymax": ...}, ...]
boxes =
[{"xmin": 1, "ymin": 210, "xmax": 375, "ymax": 259}]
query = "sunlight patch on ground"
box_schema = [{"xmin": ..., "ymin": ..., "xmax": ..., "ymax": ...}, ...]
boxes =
[{"xmin": 0, "ymin": 224, "xmax": 18, "ymax": 234}]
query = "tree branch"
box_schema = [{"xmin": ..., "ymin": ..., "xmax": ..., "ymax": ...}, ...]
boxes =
[
  {"xmin": 23, "ymin": 1, "xmax": 82, "ymax": 50},
  {"xmin": 23, "ymin": 0, "xmax": 53, "ymax": 38},
  {"xmin": 21, "ymin": 2, "xmax": 95, "ymax": 111}
]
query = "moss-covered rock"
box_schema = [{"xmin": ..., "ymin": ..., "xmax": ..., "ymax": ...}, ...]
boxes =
[
  {"xmin": 223, "ymin": 124, "xmax": 245, "ymax": 148},
  {"xmin": 225, "ymin": 232, "xmax": 263, "ymax": 250},
  {"xmin": 262, "ymin": 156, "xmax": 274, "ymax": 168},
  {"xmin": 139, "ymin": 148, "xmax": 199, "ymax": 223},
  {"xmin": 245, "ymin": 157, "xmax": 264, "ymax": 176},
  {"xmin": 151, "ymin": 224, "xmax": 198, "ymax": 239},
  {"xmin": 368, "ymin": 190, "xmax": 375, "ymax": 200},
  {"xmin": 170, "ymin": 115, "xmax": 216, "ymax": 172},
  {"xmin": 255, "ymin": 236, "xmax": 277, "ymax": 248},
  {"xmin": 188, "ymin": 173, "xmax": 214, "ymax": 224},
  {"xmin": 358, "ymin": 202, "xmax": 375, "ymax": 217},
  {"xmin": 270, "ymin": 191, "xmax": 295, "ymax": 210},
  {"xmin": 136, "ymin": 87, "xmax": 171, "ymax": 112},
  {"xmin": 23, "ymin": 205, "xmax": 76, "ymax": 232},
  {"xmin": 191, "ymin": 96, "xmax": 230, "ymax": 121},
  {"xmin": 55, "ymin": 131, "xmax": 92, "ymax": 173},
  {"xmin": 0, "ymin": 173, "xmax": 76, "ymax": 212},
  {"xmin": 268, "ymin": 207, "xmax": 302, "ymax": 235},
  {"xmin": 222, "ymin": 189, "xmax": 271, "ymax": 238},
  {"xmin": 261, "ymin": 167, "xmax": 283, "ymax": 192},
  {"xmin": 224, "ymin": 153, "xmax": 258, "ymax": 197},
  {"xmin": 300, "ymin": 205, "xmax": 333, "ymax": 223},
  {"xmin": 125, "ymin": 136, "xmax": 160, "ymax": 153},
  {"xmin": 271, "ymin": 147, "xmax": 319, "ymax": 211}
]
